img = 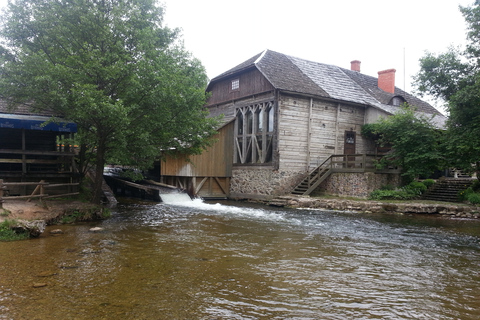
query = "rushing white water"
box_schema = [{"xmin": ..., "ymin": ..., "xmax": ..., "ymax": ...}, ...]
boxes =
[
  {"xmin": 159, "ymin": 194, "xmax": 287, "ymax": 222},
  {"xmin": 159, "ymin": 192, "xmax": 192, "ymax": 203}
]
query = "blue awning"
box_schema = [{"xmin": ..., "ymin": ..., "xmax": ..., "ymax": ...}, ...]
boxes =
[{"xmin": 0, "ymin": 113, "xmax": 77, "ymax": 133}]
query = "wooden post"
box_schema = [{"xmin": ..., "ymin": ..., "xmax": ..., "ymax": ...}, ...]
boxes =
[{"xmin": 27, "ymin": 180, "xmax": 45, "ymax": 202}]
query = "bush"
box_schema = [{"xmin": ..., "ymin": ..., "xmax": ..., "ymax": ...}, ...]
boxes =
[
  {"xmin": 467, "ymin": 192, "xmax": 480, "ymax": 205},
  {"xmin": 369, "ymin": 189, "xmax": 414, "ymax": 200},
  {"xmin": 405, "ymin": 181, "xmax": 427, "ymax": 195},
  {"xmin": 458, "ymin": 187, "xmax": 475, "ymax": 201},
  {"xmin": 368, "ymin": 181, "xmax": 428, "ymax": 201},
  {"xmin": 422, "ymin": 179, "xmax": 435, "ymax": 189}
]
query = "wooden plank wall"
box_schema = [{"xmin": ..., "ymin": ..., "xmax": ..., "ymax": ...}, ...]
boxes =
[
  {"xmin": 278, "ymin": 94, "xmax": 370, "ymax": 172},
  {"xmin": 161, "ymin": 122, "xmax": 234, "ymax": 177},
  {"xmin": 206, "ymin": 69, "xmax": 275, "ymax": 106}
]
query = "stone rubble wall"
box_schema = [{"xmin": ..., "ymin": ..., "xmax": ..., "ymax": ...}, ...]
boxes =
[
  {"xmin": 230, "ymin": 169, "xmax": 401, "ymax": 200},
  {"xmin": 230, "ymin": 168, "xmax": 304, "ymax": 199},
  {"xmin": 319, "ymin": 172, "xmax": 401, "ymax": 198}
]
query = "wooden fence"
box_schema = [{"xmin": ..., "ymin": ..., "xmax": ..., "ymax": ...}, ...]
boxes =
[{"xmin": 0, "ymin": 179, "xmax": 79, "ymax": 208}]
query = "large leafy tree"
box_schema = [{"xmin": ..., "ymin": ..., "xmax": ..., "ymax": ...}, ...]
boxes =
[
  {"xmin": 414, "ymin": 2, "xmax": 480, "ymax": 179},
  {"xmin": 0, "ymin": 0, "xmax": 219, "ymax": 203},
  {"xmin": 362, "ymin": 106, "xmax": 444, "ymax": 182}
]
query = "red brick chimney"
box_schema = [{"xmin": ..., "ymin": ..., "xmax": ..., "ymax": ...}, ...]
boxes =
[
  {"xmin": 350, "ymin": 60, "xmax": 361, "ymax": 72},
  {"xmin": 377, "ymin": 69, "xmax": 396, "ymax": 93}
]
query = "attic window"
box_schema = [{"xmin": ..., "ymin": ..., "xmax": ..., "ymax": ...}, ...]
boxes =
[
  {"xmin": 389, "ymin": 96, "xmax": 405, "ymax": 106},
  {"xmin": 231, "ymin": 78, "xmax": 240, "ymax": 91}
]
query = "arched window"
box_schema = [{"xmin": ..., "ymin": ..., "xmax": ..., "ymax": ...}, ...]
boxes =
[{"xmin": 389, "ymin": 96, "xmax": 406, "ymax": 106}]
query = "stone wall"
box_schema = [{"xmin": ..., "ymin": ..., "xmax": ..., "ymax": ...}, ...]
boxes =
[
  {"xmin": 230, "ymin": 167, "xmax": 304, "ymax": 199},
  {"xmin": 318, "ymin": 172, "xmax": 401, "ymax": 198}
]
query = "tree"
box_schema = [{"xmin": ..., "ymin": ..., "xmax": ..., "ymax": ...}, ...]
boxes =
[
  {"xmin": 413, "ymin": 2, "xmax": 480, "ymax": 179},
  {"xmin": 361, "ymin": 106, "xmax": 443, "ymax": 182},
  {"xmin": 0, "ymin": 0, "xmax": 219, "ymax": 203}
]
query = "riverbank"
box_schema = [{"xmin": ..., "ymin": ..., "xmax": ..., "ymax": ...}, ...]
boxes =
[
  {"xmin": 0, "ymin": 200, "xmax": 108, "ymax": 238},
  {"xmin": 267, "ymin": 195, "xmax": 480, "ymax": 218}
]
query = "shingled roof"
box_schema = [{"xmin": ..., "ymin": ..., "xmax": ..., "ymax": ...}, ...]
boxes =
[{"xmin": 210, "ymin": 49, "xmax": 445, "ymax": 121}]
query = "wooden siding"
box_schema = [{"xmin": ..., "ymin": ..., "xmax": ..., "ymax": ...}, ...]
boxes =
[
  {"xmin": 207, "ymin": 93, "xmax": 275, "ymax": 120},
  {"xmin": 161, "ymin": 122, "xmax": 234, "ymax": 177},
  {"xmin": 277, "ymin": 94, "xmax": 369, "ymax": 172},
  {"xmin": 206, "ymin": 69, "xmax": 275, "ymax": 106}
]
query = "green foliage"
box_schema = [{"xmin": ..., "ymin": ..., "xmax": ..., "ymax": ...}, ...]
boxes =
[
  {"xmin": 0, "ymin": 219, "xmax": 29, "ymax": 241},
  {"xmin": 0, "ymin": 0, "xmax": 220, "ymax": 203},
  {"xmin": 362, "ymin": 107, "xmax": 443, "ymax": 181},
  {"xmin": 414, "ymin": 3, "xmax": 480, "ymax": 178},
  {"xmin": 467, "ymin": 192, "xmax": 480, "ymax": 205},
  {"xmin": 369, "ymin": 181, "xmax": 429, "ymax": 200},
  {"xmin": 406, "ymin": 181, "xmax": 428, "ymax": 194},
  {"xmin": 458, "ymin": 187, "xmax": 475, "ymax": 201},
  {"xmin": 60, "ymin": 208, "xmax": 110, "ymax": 224},
  {"xmin": 422, "ymin": 179, "xmax": 436, "ymax": 189},
  {"xmin": 0, "ymin": 209, "xmax": 10, "ymax": 217},
  {"xmin": 360, "ymin": 123, "xmax": 380, "ymax": 140}
]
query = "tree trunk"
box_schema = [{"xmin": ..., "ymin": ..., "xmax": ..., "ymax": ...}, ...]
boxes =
[{"xmin": 91, "ymin": 139, "xmax": 107, "ymax": 204}]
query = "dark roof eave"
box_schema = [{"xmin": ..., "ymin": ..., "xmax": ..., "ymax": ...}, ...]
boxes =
[{"xmin": 277, "ymin": 89, "xmax": 370, "ymax": 109}]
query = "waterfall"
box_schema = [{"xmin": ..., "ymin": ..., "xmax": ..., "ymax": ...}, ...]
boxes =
[{"xmin": 159, "ymin": 192, "xmax": 192, "ymax": 204}]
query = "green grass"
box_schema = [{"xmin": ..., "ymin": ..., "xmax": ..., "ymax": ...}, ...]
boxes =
[{"xmin": 0, "ymin": 219, "xmax": 29, "ymax": 241}]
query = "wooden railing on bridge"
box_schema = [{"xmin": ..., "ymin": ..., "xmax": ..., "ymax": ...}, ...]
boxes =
[
  {"xmin": 0, "ymin": 179, "xmax": 79, "ymax": 208},
  {"xmin": 291, "ymin": 154, "xmax": 399, "ymax": 196}
]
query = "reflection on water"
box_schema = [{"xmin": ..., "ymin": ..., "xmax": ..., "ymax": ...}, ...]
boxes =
[{"xmin": 1, "ymin": 199, "xmax": 480, "ymax": 319}]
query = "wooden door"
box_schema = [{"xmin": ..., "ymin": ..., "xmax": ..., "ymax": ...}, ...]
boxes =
[{"xmin": 344, "ymin": 131, "xmax": 356, "ymax": 167}]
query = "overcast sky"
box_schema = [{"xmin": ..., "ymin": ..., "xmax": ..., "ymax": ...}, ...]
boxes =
[
  {"xmin": 0, "ymin": 0, "xmax": 474, "ymax": 111},
  {"xmin": 162, "ymin": 0, "xmax": 473, "ymax": 101}
]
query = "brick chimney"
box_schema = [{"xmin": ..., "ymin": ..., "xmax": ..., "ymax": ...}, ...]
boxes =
[
  {"xmin": 350, "ymin": 60, "xmax": 361, "ymax": 72},
  {"xmin": 377, "ymin": 69, "xmax": 396, "ymax": 93}
]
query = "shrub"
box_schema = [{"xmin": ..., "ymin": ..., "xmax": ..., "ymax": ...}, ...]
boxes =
[
  {"xmin": 369, "ymin": 189, "xmax": 413, "ymax": 200},
  {"xmin": 405, "ymin": 181, "xmax": 427, "ymax": 195},
  {"xmin": 422, "ymin": 179, "xmax": 436, "ymax": 189},
  {"xmin": 467, "ymin": 192, "xmax": 480, "ymax": 205},
  {"xmin": 458, "ymin": 187, "xmax": 474, "ymax": 201}
]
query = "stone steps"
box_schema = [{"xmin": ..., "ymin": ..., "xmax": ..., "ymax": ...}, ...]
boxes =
[{"xmin": 422, "ymin": 178, "xmax": 475, "ymax": 202}]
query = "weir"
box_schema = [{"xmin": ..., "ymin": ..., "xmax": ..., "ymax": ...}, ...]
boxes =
[{"xmin": 159, "ymin": 192, "xmax": 192, "ymax": 204}]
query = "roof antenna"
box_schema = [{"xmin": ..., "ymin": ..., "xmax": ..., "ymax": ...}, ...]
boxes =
[{"xmin": 403, "ymin": 47, "xmax": 406, "ymax": 91}]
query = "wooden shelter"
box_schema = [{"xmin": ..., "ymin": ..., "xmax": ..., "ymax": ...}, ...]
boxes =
[{"xmin": 0, "ymin": 101, "xmax": 78, "ymax": 195}]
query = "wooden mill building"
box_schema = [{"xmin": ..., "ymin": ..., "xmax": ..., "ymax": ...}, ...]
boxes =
[{"xmin": 161, "ymin": 50, "xmax": 446, "ymax": 200}]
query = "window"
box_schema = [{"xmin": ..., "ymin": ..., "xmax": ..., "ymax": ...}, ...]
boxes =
[
  {"xmin": 234, "ymin": 101, "xmax": 274, "ymax": 164},
  {"xmin": 389, "ymin": 96, "xmax": 405, "ymax": 106},
  {"xmin": 231, "ymin": 78, "xmax": 239, "ymax": 91}
]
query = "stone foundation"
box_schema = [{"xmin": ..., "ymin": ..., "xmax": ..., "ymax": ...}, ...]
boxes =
[
  {"xmin": 230, "ymin": 168, "xmax": 304, "ymax": 199},
  {"xmin": 318, "ymin": 172, "xmax": 401, "ymax": 198}
]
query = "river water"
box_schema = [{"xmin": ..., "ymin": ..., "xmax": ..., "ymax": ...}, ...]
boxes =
[{"xmin": 1, "ymin": 197, "xmax": 480, "ymax": 320}]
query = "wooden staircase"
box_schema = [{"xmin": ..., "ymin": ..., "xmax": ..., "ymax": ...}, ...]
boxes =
[
  {"xmin": 422, "ymin": 178, "xmax": 475, "ymax": 202},
  {"xmin": 290, "ymin": 154, "xmax": 399, "ymax": 196},
  {"xmin": 291, "ymin": 157, "xmax": 333, "ymax": 196}
]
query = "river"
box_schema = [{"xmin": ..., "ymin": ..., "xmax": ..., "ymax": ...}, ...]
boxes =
[{"xmin": 1, "ymin": 197, "xmax": 480, "ymax": 319}]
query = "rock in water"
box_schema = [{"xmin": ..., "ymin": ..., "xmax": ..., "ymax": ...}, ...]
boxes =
[
  {"xmin": 13, "ymin": 220, "xmax": 46, "ymax": 237},
  {"xmin": 50, "ymin": 229, "xmax": 64, "ymax": 235},
  {"xmin": 89, "ymin": 227, "xmax": 104, "ymax": 232}
]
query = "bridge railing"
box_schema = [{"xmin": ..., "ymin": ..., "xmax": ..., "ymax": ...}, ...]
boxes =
[{"xmin": 0, "ymin": 179, "xmax": 79, "ymax": 208}]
